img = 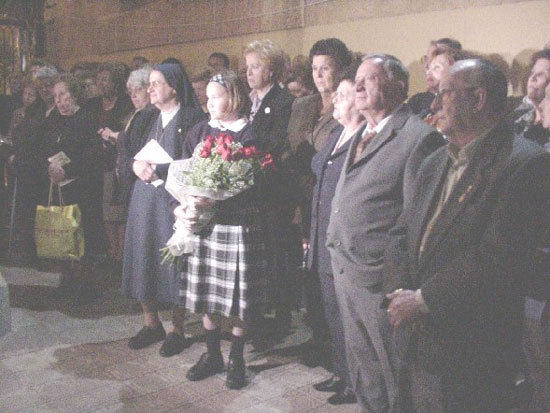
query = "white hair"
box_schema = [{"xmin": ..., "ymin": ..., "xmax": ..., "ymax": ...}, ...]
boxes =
[{"xmin": 126, "ymin": 64, "xmax": 152, "ymax": 90}]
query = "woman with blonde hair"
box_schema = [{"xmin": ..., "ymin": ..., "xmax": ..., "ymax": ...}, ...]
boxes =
[{"xmin": 243, "ymin": 39, "xmax": 297, "ymax": 335}]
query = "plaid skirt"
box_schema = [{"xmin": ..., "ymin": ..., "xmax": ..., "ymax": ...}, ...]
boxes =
[{"xmin": 179, "ymin": 206, "xmax": 267, "ymax": 320}]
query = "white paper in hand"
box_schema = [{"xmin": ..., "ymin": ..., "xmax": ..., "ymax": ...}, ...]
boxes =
[
  {"xmin": 48, "ymin": 151, "xmax": 75, "ymax": 187},
  {"xmin": 134, "ymin": 140, "xmax": 173, "ymax": 186}
]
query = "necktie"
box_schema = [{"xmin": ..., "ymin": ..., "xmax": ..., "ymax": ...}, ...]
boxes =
[{"xmin": 352, "ymin": 131, "xmax": 377, "ymax": 164}]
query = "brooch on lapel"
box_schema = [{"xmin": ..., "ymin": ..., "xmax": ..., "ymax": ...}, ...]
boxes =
[
  {"xmin": 178, "ymin": 128, "xmax": 182, "ymax": 134},
  {"xmin": 458, "ymin": 185, "xmax": 473, "ymax": 203},
  {"xmin": 264, "ymin": 107, "xmax": 271, "ymax": 114}
]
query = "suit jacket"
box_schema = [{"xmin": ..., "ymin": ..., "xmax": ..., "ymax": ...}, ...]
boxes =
[
  {"xmin": 307, "ymin": 124, "xmax": 351, "ymax": 273},
  {"xmin": 326, "ymin": 104, "xmax": 443, "ymax": 289},
  {"xmin": 250, "ymin": 84, "xmax": 298, "ymax": 209},
  {"xmin": 287, "ymin": 93, "xmax": 339, "ymax": 153},
  {"xmin": 383, "ymin": 121, "xmax": 550, "ymax": 376},
  {"xmin": 250, "ymin": 84, "xmax": 294, "ymax": 160},
  {"xmin": 287, "ymin": 93, "xmax": 341, "ymax": 236}
]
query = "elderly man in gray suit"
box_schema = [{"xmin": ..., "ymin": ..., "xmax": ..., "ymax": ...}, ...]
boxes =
[{"xmin": 326, "ymin": 54, "xmax": 444, "ymax": 412}]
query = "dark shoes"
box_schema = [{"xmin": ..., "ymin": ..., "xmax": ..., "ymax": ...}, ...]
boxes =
[
  {"xmin": 159, "ymin": 332, "xmax": 188, "ymax": 357},
  {"xmin": 313, "ymin": 375, "xmax": 344, "ymax": 392},
  {"xmin": 186, "ymin": 352, "xmax": 247, "ymax": 389},
  {"xmin": 186, "ymin": 352, "xmax": 224, "ymax": 381},
  {"xmin": 128, "ymin": 325, "xmax": 166, "ymax": 350},
  {"xmin": 226, "ymin": 356, "xmax": 246, "ymax": 390},
  {"xmin": 274, "ymin": 311, "xmax": 292, "ymax": 332},
  {"xmin": 327, "ymin": 387, "xmax": 357, "ymax": 405}
]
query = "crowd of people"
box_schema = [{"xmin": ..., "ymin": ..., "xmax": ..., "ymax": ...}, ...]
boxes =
[{"xmin": 0, "ymin": 36, "xmax": 549, "ymax": 412}]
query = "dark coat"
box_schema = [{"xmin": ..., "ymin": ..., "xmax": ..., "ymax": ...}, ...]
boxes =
[
  {"xmin": 407, "ymin": 91, "xmax": 434, "ymax": 119},
  {"xmin": 250, "ymin": 84, "xmax": 298, "ymax": 209},
  {"xmin": 121, "ymin": 105, "xmax": 204, "ymax": 304},
  {"xmin": 37, "ymin": 107, "xmax": 104, "ymax": 254},
  {"xmin": 37, "ymin": 107, "xmax": 102, "ymax": 205},
  {"xmin": 383, "ymin": 122, "xmax": 550, "ymax": 382},
  {"xmin": 307, "ymin": 124, "xmax": 351, "ymax": 273},
  {"xmin": 85, "ymin": 93, "xmax": 134, "ymax": 170},
  {"xmin": 250, "ymin": 84, "xmax": 294, "ymax": 161},
  {"xmin": 85, "ymin": 94, "xmax": 134, "ymax": 132},
  {"xmin": 117, "ymin": 104, "xmax": 159, "ymax": 201},
  {"xmin": 287, "ymin": 93, "xmax": 341, "ymax": 237},
  {"xmin": 287, "ymin": 93, "xmax": 339, "ymax": 153}
]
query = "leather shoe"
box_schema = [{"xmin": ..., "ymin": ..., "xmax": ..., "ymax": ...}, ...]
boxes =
[
  {"xmin": 226, "ymin": 356, "xmax": 246, "ymax": 389},
  {"xmin": 128, "ymin": 325, "xmax": 166, "ymax": 350},
  {"xmin": 186, "ymin": 352, "xmax": 224, "ymax": 381},
  {"xmin": 327, "ymin": 387, "xmax": 357, "ymax": 405},
  {"xmin": 159, "ymin": 332, "xmax": 188, "ymax": 357},
  {"xmin": 313, "ymin": 375, "xmax": 343, "ymax": 392}
]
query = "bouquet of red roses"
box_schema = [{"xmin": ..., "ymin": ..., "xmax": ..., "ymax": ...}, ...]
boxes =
[{"xmin": 162, "ymin": 133, "xmax": 273, "ymax": 264}]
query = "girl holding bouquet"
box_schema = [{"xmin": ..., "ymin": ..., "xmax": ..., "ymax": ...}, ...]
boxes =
[{"xmin": 175, "ymin": 70, "xmax": 266, "ymax": 389}]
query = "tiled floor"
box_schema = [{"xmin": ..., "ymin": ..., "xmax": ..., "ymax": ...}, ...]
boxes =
[{"xmin": 0, "ymin": 263, "xmax": 357, "ymax": 412}]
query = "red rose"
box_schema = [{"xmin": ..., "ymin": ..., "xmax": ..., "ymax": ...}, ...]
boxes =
[
  {"xmin": 216, "ymin": 143, "xmax": 227, "ymax": 155},
  {"xmin": 221, "ymin": 145, "xmax": 233, "ymax": 161},
  {"xmin": 221, "ymin": 148, "xmax": 233, "ymax": 161},
  {"xmin": 233, "ymin": 148, "xmax": 245, "ymax": 160},
  {"xmin": 261, "ymin": 153, "xmax": 275, "ymax": 170},
  {"xmin": 243, "ymin": 147, "xmax": 253, "ymax": 157},
  {"xmin": 205, "ymin": 135, "xmax": 215, "ymax": 145},
  {"xmin": 201, "ymin": 139, "xmax": 213, "ymax": 157},
  {"xmin": 221, "ymin": 133, "xmax": 233, "ymax": 145}
]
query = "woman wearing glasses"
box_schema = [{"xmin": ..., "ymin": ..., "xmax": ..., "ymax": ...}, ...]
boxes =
[{"xmin": 122, "ymin": 63, "xmax": 204, "ymax": 357}]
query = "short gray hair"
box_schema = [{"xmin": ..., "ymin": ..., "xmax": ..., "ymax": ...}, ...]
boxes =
[
  {"xmin": 126, "ymin": 65, "xmax": 152, "ymax": 91},
  {"xmin": 362, "ymin": 53, "xmax": 409, "ymax": 99}
]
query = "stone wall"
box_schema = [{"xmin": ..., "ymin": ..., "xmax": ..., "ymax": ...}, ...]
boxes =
[{"xmin": 44, "ymin": 0, "xmax": 549, "ymax": 95}]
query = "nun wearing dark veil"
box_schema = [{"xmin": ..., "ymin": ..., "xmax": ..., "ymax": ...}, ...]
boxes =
[{"xmin": 122, "ymin": 62, "xmax": 205, "ymax": 356}]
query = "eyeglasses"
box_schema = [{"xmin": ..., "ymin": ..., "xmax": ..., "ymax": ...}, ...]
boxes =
[
  {"xmin": 148, "ymin": 80, "xmax": 167, "ymax": 88},
  {"xmin": 434, "ymin": 87, "xmax": 478, "ymax": 101}
]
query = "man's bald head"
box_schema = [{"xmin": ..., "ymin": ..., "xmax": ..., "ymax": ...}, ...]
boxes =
[{"xmin": 449, "ymin": 59, "xmax": 508, "ymax": 114}]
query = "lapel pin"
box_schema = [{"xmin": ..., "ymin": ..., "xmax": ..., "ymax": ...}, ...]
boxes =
[
  {"xmin": 458, "ymin": 185, "xmax": 473, "ymax": 203},
  {"xmin": 264, "ymin": 107, "xmax": 271, "ymax": 114},
  {"xmin": 178, "ymin": 128, "xmax": 182, "ymax": 133}
]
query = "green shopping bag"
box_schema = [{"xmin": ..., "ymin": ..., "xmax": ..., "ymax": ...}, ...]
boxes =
[{"xmin": 35, "ymin": 183, "xmax": 85, "ymax": 260}]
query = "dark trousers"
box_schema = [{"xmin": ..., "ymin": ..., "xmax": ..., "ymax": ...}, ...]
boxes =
[
  {"xmin": 318, "ymin": 271, "xmax": 351, "ymax": 385},
  {"xmin": 303, "ymin": 269, "xmax": 330, "ymax": 345},
  {"xmin": 523, "ymin": 301, "xmax": 550, "ymax": 412},
  {"xmin": 403, "ymin": 348, "xmax": 517, "ymax": 412}
]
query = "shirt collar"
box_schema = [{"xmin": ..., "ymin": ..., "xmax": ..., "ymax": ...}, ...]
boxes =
[
  {"xmin": 447, "ymin": 126, "xmax": 493, "ymax": 167},
  {"xmin": 362, "ymin": 104, "xmax": 403, "ymax": 136},
  {"xmin": 250, "ymin": 84, "xmax": 274, "ymax": 103},
  {"xmin": 208, "ymin": 117, "xmax": 248, "ymax": 132},
  {"xmin": 160, "ymin": 104, "xmax": 180, "ymax": 128}
]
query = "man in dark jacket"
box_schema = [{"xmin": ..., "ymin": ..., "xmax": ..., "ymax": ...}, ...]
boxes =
[{"xmin": 384, "ymin": 59, "xmax": 550, "ymax": 412}]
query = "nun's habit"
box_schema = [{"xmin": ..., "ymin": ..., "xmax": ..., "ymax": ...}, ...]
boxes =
[{"xmin": 121, "ymin": 63, "xmax": 205, "ymax": 304}]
